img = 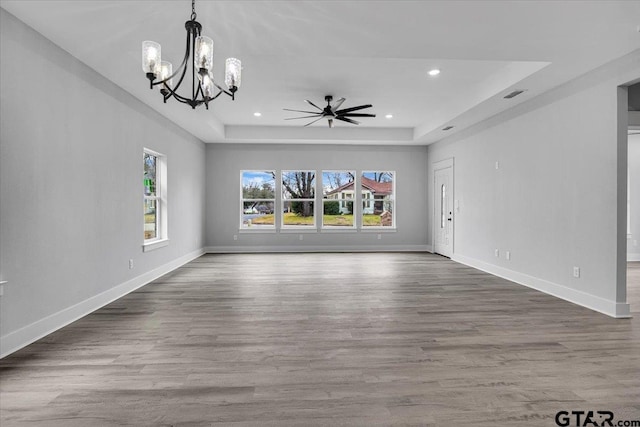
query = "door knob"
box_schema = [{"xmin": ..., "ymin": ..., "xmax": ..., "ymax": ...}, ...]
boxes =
[{"xmin": 447, "ymin": 218, "xmax": 452, "ymax": 221}]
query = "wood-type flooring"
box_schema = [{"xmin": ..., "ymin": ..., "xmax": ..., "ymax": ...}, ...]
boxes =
[{"xmin": 1, "ymin": 253, "xmax": 639, "ymax": 426}]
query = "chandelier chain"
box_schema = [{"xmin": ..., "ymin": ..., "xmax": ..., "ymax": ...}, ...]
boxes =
[{"xmin": 191, "ymin": 0, "xmax": 196, "ymax": 21}]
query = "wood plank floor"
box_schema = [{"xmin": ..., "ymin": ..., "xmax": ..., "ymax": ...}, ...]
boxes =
[{"xmin": 2, "ymin": 253, "xmax": 639, "ymax": 426}]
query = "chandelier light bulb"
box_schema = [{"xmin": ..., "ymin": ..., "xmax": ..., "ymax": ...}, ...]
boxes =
[
  {"xmin": 159, "ymin": 61, "xmax": 173, "ymax": 88},
  {"xmin": 225, "ymin": 58, "xmax": 241, "ymax": 90},
  {"xmin": 201, "ymin": 72, "xmax": 214, "ymax": 98},
  {"xmin": 142, "ymin": 41, "xmax": 161, "ymax": 75},
  {"xmin": 194, "ymin": 36, "xmax": 214, "ymax": 71}
]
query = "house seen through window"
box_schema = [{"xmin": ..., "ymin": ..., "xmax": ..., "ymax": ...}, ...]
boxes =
[
  {"xmin": 322, "ymin": 171, "xmax": 356, "ymax": 228},
  {"xmin": 362, "ymin": 171, "xmax": 395, "ymax": 228}
]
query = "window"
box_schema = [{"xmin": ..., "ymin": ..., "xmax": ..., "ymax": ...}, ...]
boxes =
[
  {"xmin": 241, "ymin": 171, "xmax": 276, "ymax": 229},
  {"xmin": 143, "ymin": 149, "xmax": 168, "ymax": 250},
  {"xmin": 322, "ymin": 171, "xmax": 355, "ymax": 228},
  {"xmin": 361, "ymin": 171, "xmax": 395, "ymax": 228},
  {"xmin": 282, "ymin": 171, "xmax": 316, "ymax": 228}
]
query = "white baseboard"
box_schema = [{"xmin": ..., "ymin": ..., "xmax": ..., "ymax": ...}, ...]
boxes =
[
  {"xmin": 205, "ymin": 245, "xmax": 432, "ymax": 253},
  {"xmin": 452, "ymin": 254, "xmax": 631, "ymax": 319},
  {"xmin": 628, "ymin": 253, "xmax": 640, "ymax": 262},
  {"xmin": 0, "ymin": 248, "xmax": 205, "ymax": 359}
]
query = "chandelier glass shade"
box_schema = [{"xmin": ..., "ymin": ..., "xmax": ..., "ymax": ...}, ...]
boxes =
[{"xmin": 141, "ymin": 0, "xmax": 241, "ymax": 109}]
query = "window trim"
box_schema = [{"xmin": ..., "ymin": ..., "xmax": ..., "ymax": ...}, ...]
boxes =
[
  {"xmin": 281, "ymin": 170, "xmax": 317, "ymax": 230},
  {"xmin": 360, "ymin": 170, "xmax": 396, "ymax": 230},
  {"xmin": 240, "ymin": 170, "xmax": 277, "ymax": 231},
  {"xmin": 321, "ymin": 170, "xmax": 357, "ymax": 230},
  {"xmin": 143, "ymin": 148, "xmax": 168, "ymax": 251}
]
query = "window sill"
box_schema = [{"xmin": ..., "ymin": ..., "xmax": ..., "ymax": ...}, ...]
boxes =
[
  {"xmin": 143, "ymin": 238, "xmax": 169, "ymax": 252},
  {"xmin": 360, "ymin": 228, "xmax": 397, "ymax": 232},
  {"xmin": 280, "ymin": 228, "xmax": 318, "ymax": 233},
  {"xmin": 239, "ymin": 229, "xmax": 277, "ymax": 234},
  {"xmin": 321, "ymin": 228, "xmax": 358, "ymax": 233}
]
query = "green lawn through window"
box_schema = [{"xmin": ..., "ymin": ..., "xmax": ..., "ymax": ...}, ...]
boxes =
[{"xmin": 250, "ymin": 213, "xmax": 386, "ymax": 226}]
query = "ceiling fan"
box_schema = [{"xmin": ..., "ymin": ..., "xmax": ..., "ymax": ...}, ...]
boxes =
[{"xmin": 284, "ymin": 95, "xmax": 375, "ymax": 128}]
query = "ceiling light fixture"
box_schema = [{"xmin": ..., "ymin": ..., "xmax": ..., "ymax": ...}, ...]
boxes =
[
  {"xmin": 253, "ymin": 112, "xmax": 262, "ymax": 117},
  {"xmin": 385, "ymin": 114, "xmax": 393, "ymax": 119},
  {"xmin": 142, "ymin": 0, "xmax": 241, "ymax": 110},
  {"xmin": 428, "ymin": 69, "xmax": 441, "ymax": 76}
]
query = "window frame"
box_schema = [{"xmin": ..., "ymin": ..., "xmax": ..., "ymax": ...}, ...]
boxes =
[
  {"xmin": 240, "ymin": 170, "xmax": 277, "ymax": 232},
  {"xmin": 360, "ymin": 171, "xmax": 396, "ymax": 230},
  {"xmin": 143, "ymin": 148, "xmax": 168, "ymax": 252},
  {"xmin": 321, "ymin": 170, "xmax": 357, "ymax": 231},
  {"xmin": 281, "ymin": 170, "xmax": 317, "ymax": 231}
]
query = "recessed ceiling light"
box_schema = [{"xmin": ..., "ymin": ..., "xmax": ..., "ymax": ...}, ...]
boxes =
[
  {"xmin": 253, "ymin": 112, "xmax": 262, "ymax": 117},
  {"xmin": 428, "ymin": 69, "xmax": 440, "ymax": 76},
  {"xmin": 385, "ymin": 114, "xmax": 393, "ymax": 119}
]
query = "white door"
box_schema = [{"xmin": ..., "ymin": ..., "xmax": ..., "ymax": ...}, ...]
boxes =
[{"xmin": 434, "ymin": 166, "xmax": 454, "ymax": 257}]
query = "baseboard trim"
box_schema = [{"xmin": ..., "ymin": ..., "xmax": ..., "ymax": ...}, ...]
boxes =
[
  {"xmin": 628, "ymin": 254, "xmax": 640, "ymax": 262},
  {"xmin": 0, "ymin": 248, "xmax": 205, "ymax": 359},
  {"xmin": 205, "ymin": 245, "xmax": 432, "ymax": 253},
  {"xmin": 452, "ymin": 254, "xmax": 631, "ymax": 319}
]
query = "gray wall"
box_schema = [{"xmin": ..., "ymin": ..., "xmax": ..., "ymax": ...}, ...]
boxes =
[
  {"xmin": 426, "ymin": 52, "xmax": 639, "ymax": 316},
  {"xmin": 0, "ymin": 9, "xmax": 206, "ymax": 356},
  {"xmin": 629, "ymin": 134, "xmax": 640, "ymax": 260},
  {"xmin": 205, "ymin": 144, "xmax": 429, "ymax": 251}
]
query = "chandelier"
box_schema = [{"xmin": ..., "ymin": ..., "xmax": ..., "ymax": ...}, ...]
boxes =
[{"xmin": 141, "ymin": 0, "xmax": 241, "ymax": 109}]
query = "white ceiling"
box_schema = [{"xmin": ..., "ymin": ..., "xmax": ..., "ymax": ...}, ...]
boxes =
[{"xmin": 2, "ymin": 0, "xmax": 639, "ymax": 144}]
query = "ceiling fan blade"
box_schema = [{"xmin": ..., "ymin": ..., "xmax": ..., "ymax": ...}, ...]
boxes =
[
  {"xmin": 328, "ymin": 118, "xmax": 334, "ymax": 128},
  {"xmin": 335, "ymin": 116, "xmax": 360, "ymax": 125},
  {"xmin": 283, "ymin": 108, "xmax": 323, "ymax": 114},
  {"xmin": 303, "ymin": 116, "xmax": 325, "ymax": 127},
  {"xmin": 339, "ymin": 113, "xmax": 376, "ymax": 118},
  {"xmin": 331, "ymin": 97, "xmax": 346, "ymax": 112},
  {"xmin": 305, "ymin": 99, "xmax": 323, "ymax": 111},
  {"xmin": 335, "ymin": 104, "xmax": 373, "ymax": 115},
  {"xmin": 284, "ymin": 114, "xmax": 322, "ymax": 120}
]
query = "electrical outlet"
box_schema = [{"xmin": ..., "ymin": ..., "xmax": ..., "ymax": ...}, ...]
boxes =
[
  {"xmin": 494, "ymin": 249, "xmax": 499, "ymax": 258},
  {"xmin": 233, "ymin": 235, "xmax": 238, "ymax": 241},
  {"xmin": 573, "ymin": 266, "xmax": 580, "ymax": 278},
  {"xmin": 377, "ymin": 234, "xmax": 382, "ymax": 240},
  {"xmin": 495, "ymin": 161, "xmax": 499, "ymax": 170},
  {"xmin": 299, "ymin": 235, "xmax": 303, "ymax": 241},
  {"xmin": 129, "ymin": 259, "xmax": 134, "ymax": 269},
  {"xmin": 505, "ymin": 251, "xmax": 511, "ymax": 260}
]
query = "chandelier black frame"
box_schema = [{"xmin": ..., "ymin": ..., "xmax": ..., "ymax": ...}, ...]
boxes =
[{"xmin": 142, "ymin": 0, "xmax": 241, "ymax": 109}]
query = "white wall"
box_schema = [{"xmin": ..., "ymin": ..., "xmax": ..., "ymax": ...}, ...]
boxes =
[
  {"xmin": 0, "ymin": 9, "xmax": 206, "ymax": 357},
  {"xmin": 426, "ymin": 51, "xmax": 640, "ymax": 317},
  {"xmin": 205, "ymin": 143, "xmax": 429, "ymax": 252},
  {"xmin": 629, "ymin": 134, "xmax": 640, "ymax": 261}
]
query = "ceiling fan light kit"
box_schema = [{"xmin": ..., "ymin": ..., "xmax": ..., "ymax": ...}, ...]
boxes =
[
  {"xmin": 284, "ymin": 95, "xmax": 376, "ymax": 128},
  {"xmin": 141, "ymin": 0, "xmax": 241, "ymax": 109}
]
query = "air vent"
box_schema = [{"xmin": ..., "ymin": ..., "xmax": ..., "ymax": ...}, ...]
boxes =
[
  {"xmin": 442, "ymin": 126, "xmax": 454, "ymax": 131},
  {"xmin": 504, "ymin": 90, "xmax": 525, "ymax": 99}
]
